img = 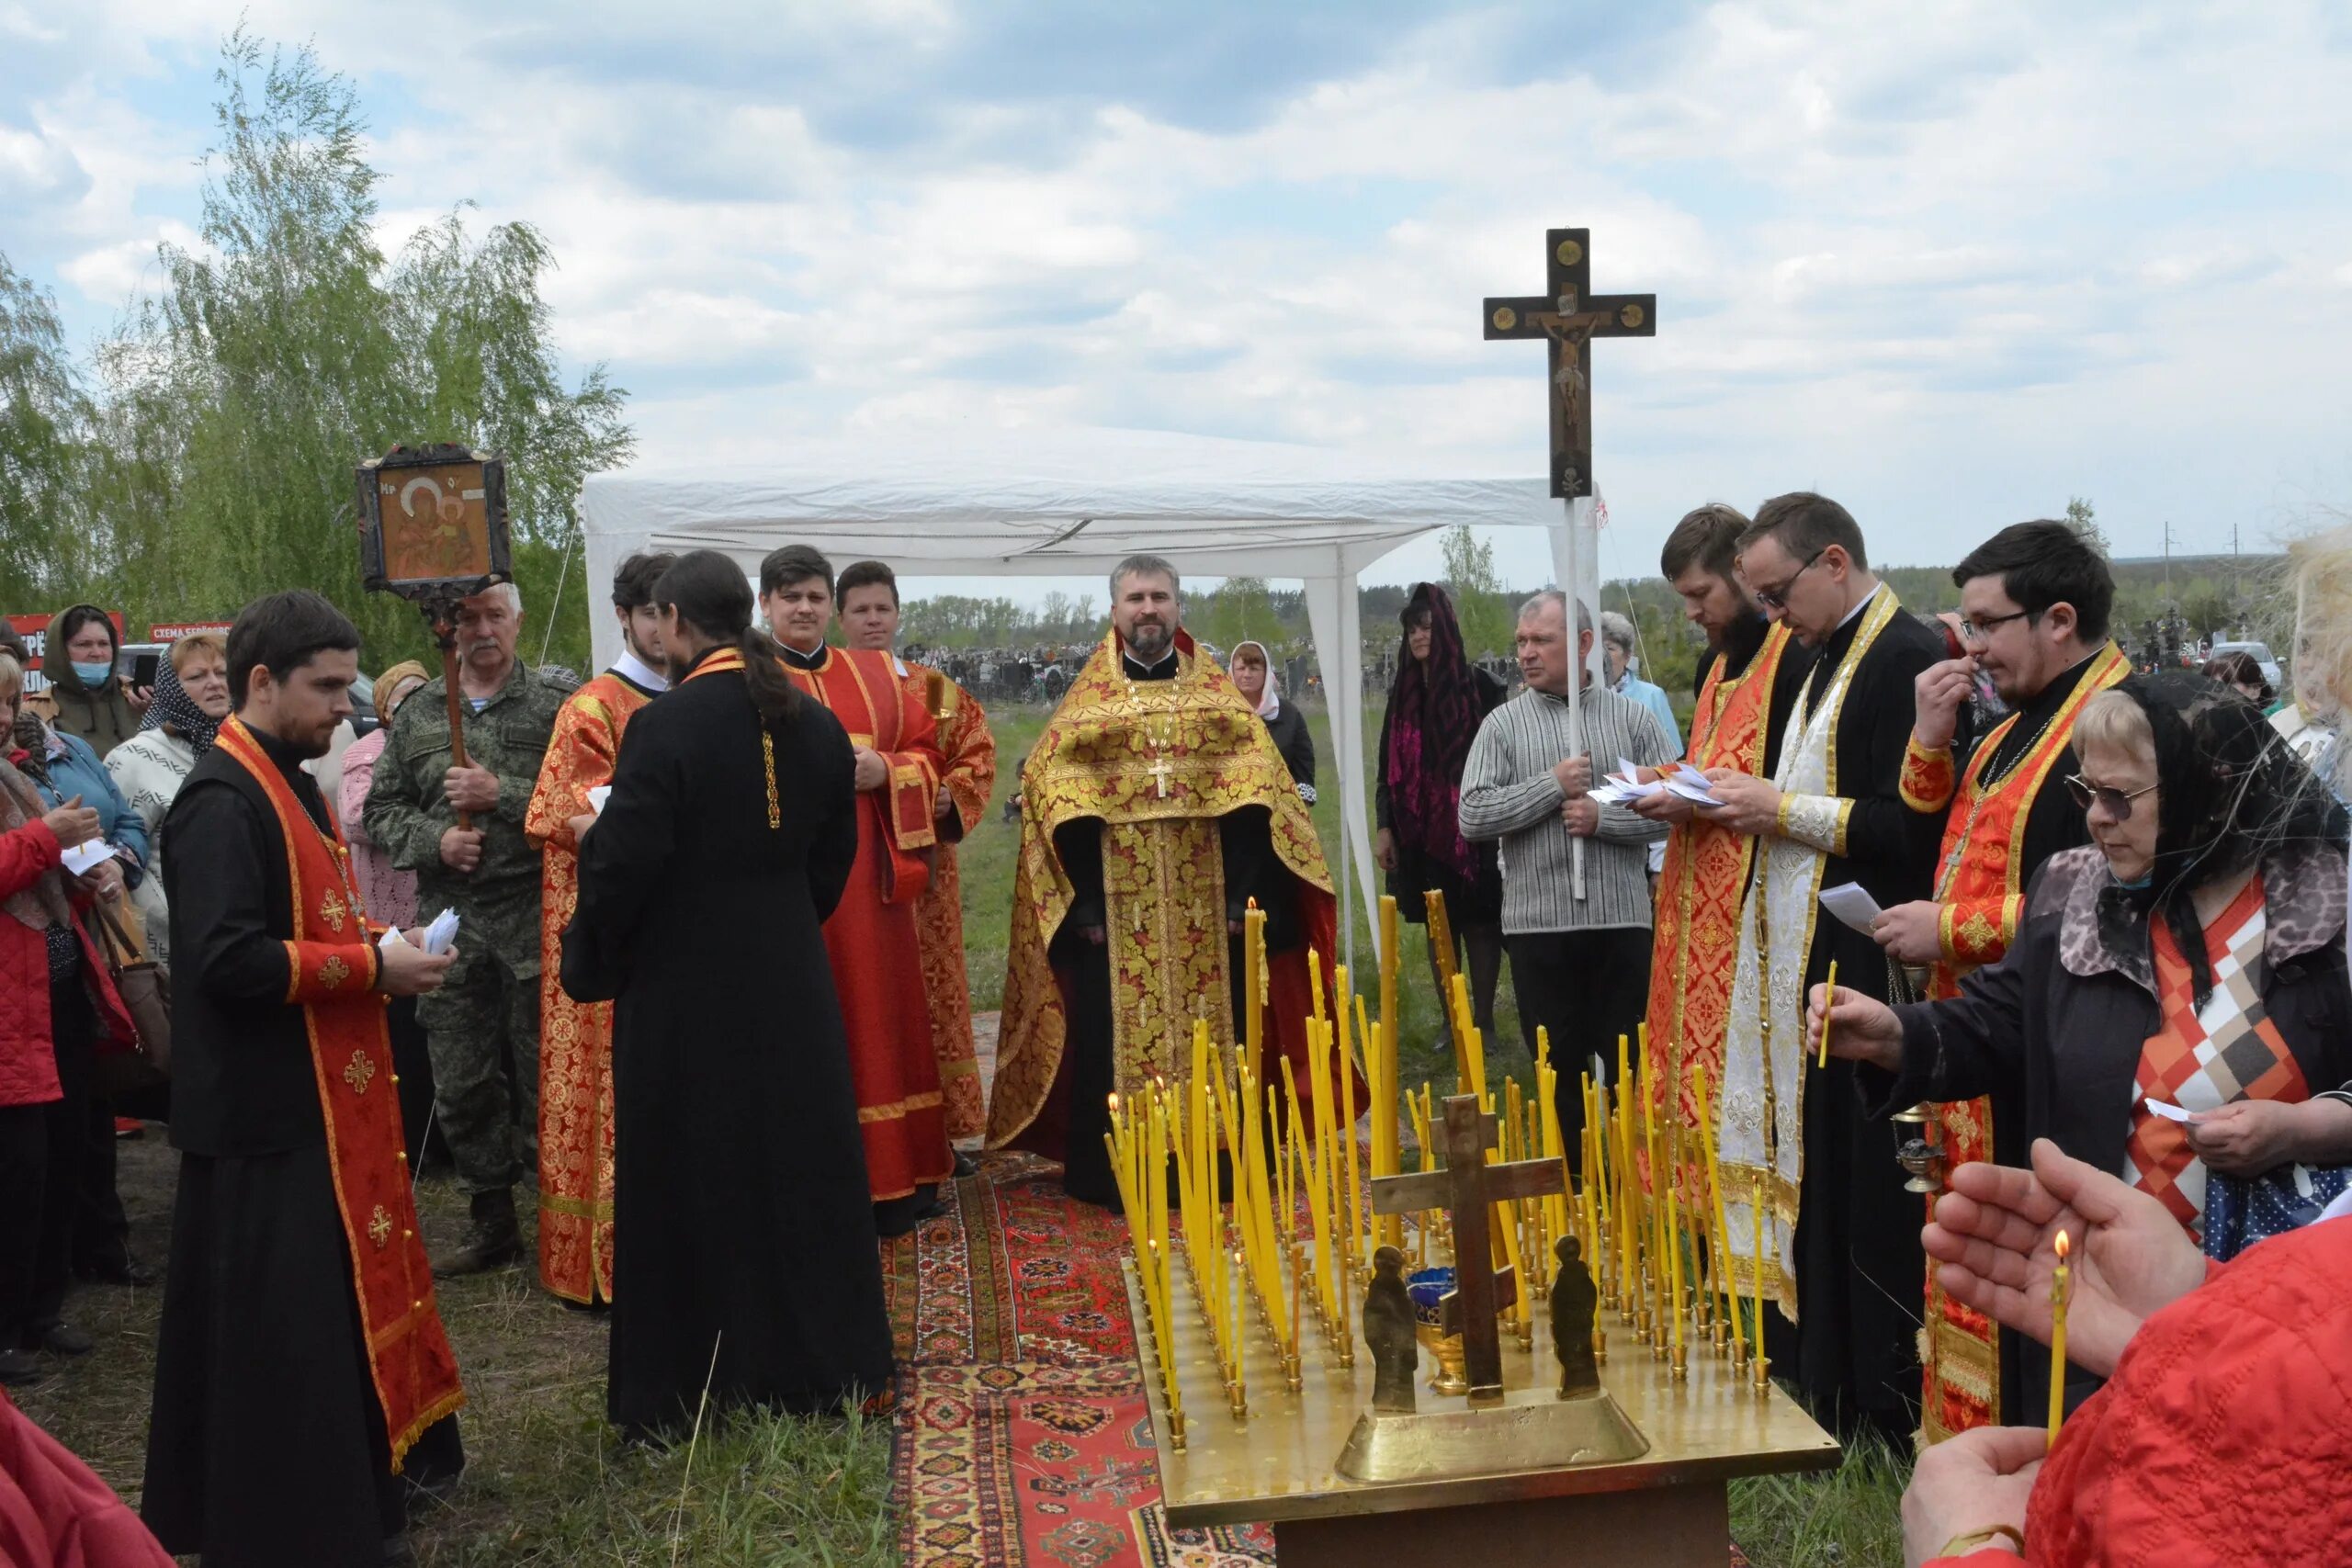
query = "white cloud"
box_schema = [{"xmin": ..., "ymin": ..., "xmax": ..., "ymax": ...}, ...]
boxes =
[
  {"xmin": 56, "ymin": 219, "xmax": 199, "ymax": 305},
  {"xmin": 3, "ymin": 0, "xmax": 2349, "ymax": 590}
]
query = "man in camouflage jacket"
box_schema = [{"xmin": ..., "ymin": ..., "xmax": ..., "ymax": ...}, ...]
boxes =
[{"xmin": 364, "ymin": 583, "xmax": 568, "ymax": 1274}]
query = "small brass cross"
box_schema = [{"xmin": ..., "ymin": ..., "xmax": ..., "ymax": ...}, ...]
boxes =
[{"xmin": 1370, "ymin": 1093, "xmax": 1566, "ymax": 1403}]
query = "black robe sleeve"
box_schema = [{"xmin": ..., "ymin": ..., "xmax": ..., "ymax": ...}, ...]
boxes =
[
  {"xmin": 806, "ymin": 719, "xmax": 858, "ymax": 923},
  {"xmin": 1268, "ymin": 705, "xmax": 1316, "ymax": 790},
  {"xmin": 1374, "ymin": 698, "xmax": 1396, "ymax": 829},
  {"xmin": 1858, "ymin": 929, "xmax": 2034, "ymax": 1117},
  {"xmin": 168, "ymin": 782, "xmax": 300, "ymax": 1008},
  {"xmin": 562, "ymin": 711, "xmax": 684, "ymax": 1006},
  {"xmin": 1054, "ymin": 820, "xmax": 1106, "ymax": 942},
  {"xmin": 1830, "ymin": 624, "xmax": 1950, "ymax": 882}
]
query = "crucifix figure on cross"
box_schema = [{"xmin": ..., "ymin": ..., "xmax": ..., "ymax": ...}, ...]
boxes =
[
  {"xmin": 1370, "ymin": 1093, "xmax": 1566, "ymax": 1404},
  {"xmin": 1147, "ymin": 755, "xmax": 1175, "ymax": 798},
  {"xmin": 1483, "ymin": 227, "xmax": 1657, "ymax": 500}
]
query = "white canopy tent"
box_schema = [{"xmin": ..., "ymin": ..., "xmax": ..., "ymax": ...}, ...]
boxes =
[{"xmin": 577, "ymin": 428, "xmax": 1600, "ymax": 973}]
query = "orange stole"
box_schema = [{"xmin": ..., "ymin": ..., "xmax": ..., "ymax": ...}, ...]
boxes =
[
  {"xmin": 899, "ymin": 664, "xmax": 997, "ymax": 1141},
  {"xmin": 524, "ymin": 671, "xmax": 656, "ymax": 1304},
  {"xmin": 1642, "ymin": 624, "xmax": 1792, "ymax": 1204},
  {"xmin": 214, "ymin": 718, "xmax": 464, "ymax": 1467},
  {"xmin": 1909, "ymin": 641, "xmax": 2129, "ymax": 1441},
  {"xmin": 784, "ymin": 648, "xmax": 950, "ymax": 1201}
]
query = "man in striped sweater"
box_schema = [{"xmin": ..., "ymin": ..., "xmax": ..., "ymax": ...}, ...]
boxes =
[{"xmin": 1460, "ymin": 591, "xmax": 1676, "ymax": 1177}]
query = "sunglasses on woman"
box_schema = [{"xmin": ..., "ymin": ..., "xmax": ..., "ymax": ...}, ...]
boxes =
[{"xmin": 2064, "ymin": 773, "xmax": 2158, "ymax": 818}]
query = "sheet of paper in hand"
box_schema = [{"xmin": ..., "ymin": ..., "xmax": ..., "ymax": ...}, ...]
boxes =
[
  {"xmin": 61, "ymin": 840, "xmax": 119, "ymax": 876},
  {"xmin": 381, "ymin": 908, "xmax": 461, "ymax": 956},
  {"xmin": 587, "ymin": 784, "xmax": 612, "ymax": 815},
  {"xmin": 1818, "ymin": 882, "xmax": 1884, "ymax": 935},
  {"xmin": 1588, "ymin": 757, "xmax": 1721, "ymax": 807}
]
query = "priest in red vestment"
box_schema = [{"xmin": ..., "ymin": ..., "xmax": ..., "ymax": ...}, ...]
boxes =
[
  {"xmin": 524, "ymin": 550, "xmax": 673, "ymax": 1304},
  {"xmin": 143, "ymin": 591, "xmax": 464, "ymax": 1567},
  {"xmin": 837, "ymin": 560, "xmax": 998, "ymax": 1163},
  {"xmin": 760, "ymin": 546, "xmax": 952, "ymax": 1235},
  {"xmin": 988, "ymin": 555, "xmax": 1348, "ymax": 1210}
]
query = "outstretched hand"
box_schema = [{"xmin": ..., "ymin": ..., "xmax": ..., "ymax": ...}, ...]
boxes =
[{"xmin": 1923, "ymin": 1138, "xmax": 2208, "ymax": 1381}]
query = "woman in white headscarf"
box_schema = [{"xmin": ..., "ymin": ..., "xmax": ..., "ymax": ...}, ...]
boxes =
[{"xmin": 1228, "ymin": 640, "xmax": 1316, "ymax": 804}]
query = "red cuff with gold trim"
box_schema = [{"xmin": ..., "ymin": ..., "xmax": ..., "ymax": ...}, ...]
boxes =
[
  {"xmin": 1902, "ymin": 737, "xmax": 1957, "ymax": 813},
  {"xmin": 1939, "ymin": 896, "xmax": 2021, "ymax": 968},
  {"xmin": 281, "ymin": 940, "xmax": 381, "ymax": 1004}
]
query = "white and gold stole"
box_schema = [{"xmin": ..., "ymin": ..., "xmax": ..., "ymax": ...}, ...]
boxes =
[{"xmin": 1716, "ymin": 585, "xmax": 1903, "ymax": 1320}]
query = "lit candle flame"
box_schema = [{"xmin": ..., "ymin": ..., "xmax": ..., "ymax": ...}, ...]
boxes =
[{"xmin": 2055, "ymin": 1229, "xmax": 2071, "ymax": 1262}]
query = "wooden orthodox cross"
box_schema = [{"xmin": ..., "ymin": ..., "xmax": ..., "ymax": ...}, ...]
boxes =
[
  {"xmin": 1370, "ymin": 1093, "xmax": 1566, "ymax": 1403},
  {"xmin": 1482, "ymin": 227, "xmax": 1657, "ymax": 499}
]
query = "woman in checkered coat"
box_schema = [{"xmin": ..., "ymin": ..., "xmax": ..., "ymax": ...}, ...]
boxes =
[{"xmin": 1813, "ymin": 671, "xmax": 2352, "ymax": 1424}]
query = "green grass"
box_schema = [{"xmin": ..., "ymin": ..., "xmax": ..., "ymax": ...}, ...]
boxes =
[{"xmin": 17, "ymin": 1139, "xmax": 898, "ymax": 1567}]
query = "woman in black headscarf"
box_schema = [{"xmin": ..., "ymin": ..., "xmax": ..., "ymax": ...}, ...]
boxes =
[
  {"xmin": 1374, "ymin": 584, "xmax": 1508, "ymax": 1047},
  {"xmin": 1816, "ymin": 671, "xmax": 2352, "ymax": 1242}
]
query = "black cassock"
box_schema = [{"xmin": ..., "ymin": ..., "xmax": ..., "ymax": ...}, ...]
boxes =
[
  {"xmin": 1767, "ymin": 600, "xmax": 1952, "ymax": 1443},
  {"xmin": 143, "ymin": 726, "xmax": 461, "ymax": 1567},
  {"xmin": 562, "ymin": 652, "xmax": 893, "ymax": 1438}
]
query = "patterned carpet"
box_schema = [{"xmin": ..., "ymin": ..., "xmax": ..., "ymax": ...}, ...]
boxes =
[{"xmin": 886, "ymin": 1151, "xmax": 1277, "ymax": 1567}]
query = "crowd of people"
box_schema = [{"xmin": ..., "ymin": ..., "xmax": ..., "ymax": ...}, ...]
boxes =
[{"xmin": 1, "ymin": 497, "xmax": 2349, "ymax": 1565}]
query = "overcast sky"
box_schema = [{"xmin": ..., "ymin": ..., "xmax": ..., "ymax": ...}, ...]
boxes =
[{"xmin": 6, "ymin": 1, "xmax": 2348, "ymax": 598}]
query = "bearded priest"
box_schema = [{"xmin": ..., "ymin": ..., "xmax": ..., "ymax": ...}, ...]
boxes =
[
  {"xmin": 988, "ymin": 555, "xmax": 1348, "ymax": 1209},
  {"xmin": 760, "ymin": 546, "xmax": 954, "ymax": 1236}
]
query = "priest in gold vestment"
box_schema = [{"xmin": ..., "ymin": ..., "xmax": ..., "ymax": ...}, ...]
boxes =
[
  {"xmin": 525, "ymin": 551, "xmax": 673, "ymax": 1303},
  {"xmin": 988, "ymin": 556, "xmax": 1344, "ymax": 1209},
  {"xmin": 838, "ymin": 559, "xmax": 999, "ymax": 1156},
  {"xmin": 1867, "ymin": 521, "xmax": 2126, "ymax": 1439}
]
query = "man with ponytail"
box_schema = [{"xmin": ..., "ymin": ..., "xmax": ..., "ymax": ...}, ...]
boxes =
[{"xmin": 562, "ymin": 549, "xmax": 893, "ymax": 1438}]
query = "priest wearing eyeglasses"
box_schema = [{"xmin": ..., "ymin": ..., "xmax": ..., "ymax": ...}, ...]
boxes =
[
  {"xmin": 1867, "ymin": 521, "xmax": 2130, "ymax": 1443},
  {"xmin": 1696, "ymin": 491, "xmax": 1954, "ymax": 1447}
]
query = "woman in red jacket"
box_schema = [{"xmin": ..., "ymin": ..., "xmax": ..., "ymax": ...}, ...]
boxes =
[
  {"xmin": 1899, "ymin": 1139, "xmax": 2352, "ymax": 1565},
  {"xmin": 0, "ymin": 665, "xmax": 134, "ymax": 1388}
]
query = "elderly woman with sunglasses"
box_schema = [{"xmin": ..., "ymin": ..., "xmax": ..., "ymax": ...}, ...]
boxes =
[{"xmin": 1815, "ymin": 671, "xmax": 2352, "ymax": 1241}]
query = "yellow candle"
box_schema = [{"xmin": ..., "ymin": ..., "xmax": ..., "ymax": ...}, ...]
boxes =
[
  {"xmin": 1244, "ymin": 901, "xmax": 1264, "ymax": 1061},
  {"xmin": 1337, "ymin": 967, "xmax": 1362, "ymax": 1269},
  {"xmin": 1230, "ymin": 1247, "xmax": 1245, "ymax": 1376},
  {"xmin": 1693, "ymin": 1067, "xmax": 1742, "ymax": 1354},
  {"xmin": 2048, "ymin": 1230, "xmax": 2072, "ymax": 1445},
  {"xmin": 1668, "ymin": 1182, "xmax": 1685, "ymax": 1349},
  {"xmin": 1817, "ymin": 957, "xmax": 1838, "ymax": 1070},
  {"xmin": 1308, "ymin": 946, "xmax": 1327, "ymax": 1032},
  {"xmin": 1750, "ymin": 1173, "xmax": 1768, "ymax": 1347}
]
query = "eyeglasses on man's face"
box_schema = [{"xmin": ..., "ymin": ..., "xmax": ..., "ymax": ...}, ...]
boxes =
[
  {"xmin": 1958, "ymin": 608, "xmax": 2034, "ymax": 644},
  {"xmin": 1751, "ymin": 548, "xmax": 1826, "ymax": 612},
  {"xmin": 2065, "ymin": 773, "xmax": 2158, "ymax": 819}
]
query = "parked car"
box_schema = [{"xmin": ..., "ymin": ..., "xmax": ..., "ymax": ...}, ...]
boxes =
[{"xmin": 2210, "ymin": 639, "xmax": 2282, "ymax": 692}]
